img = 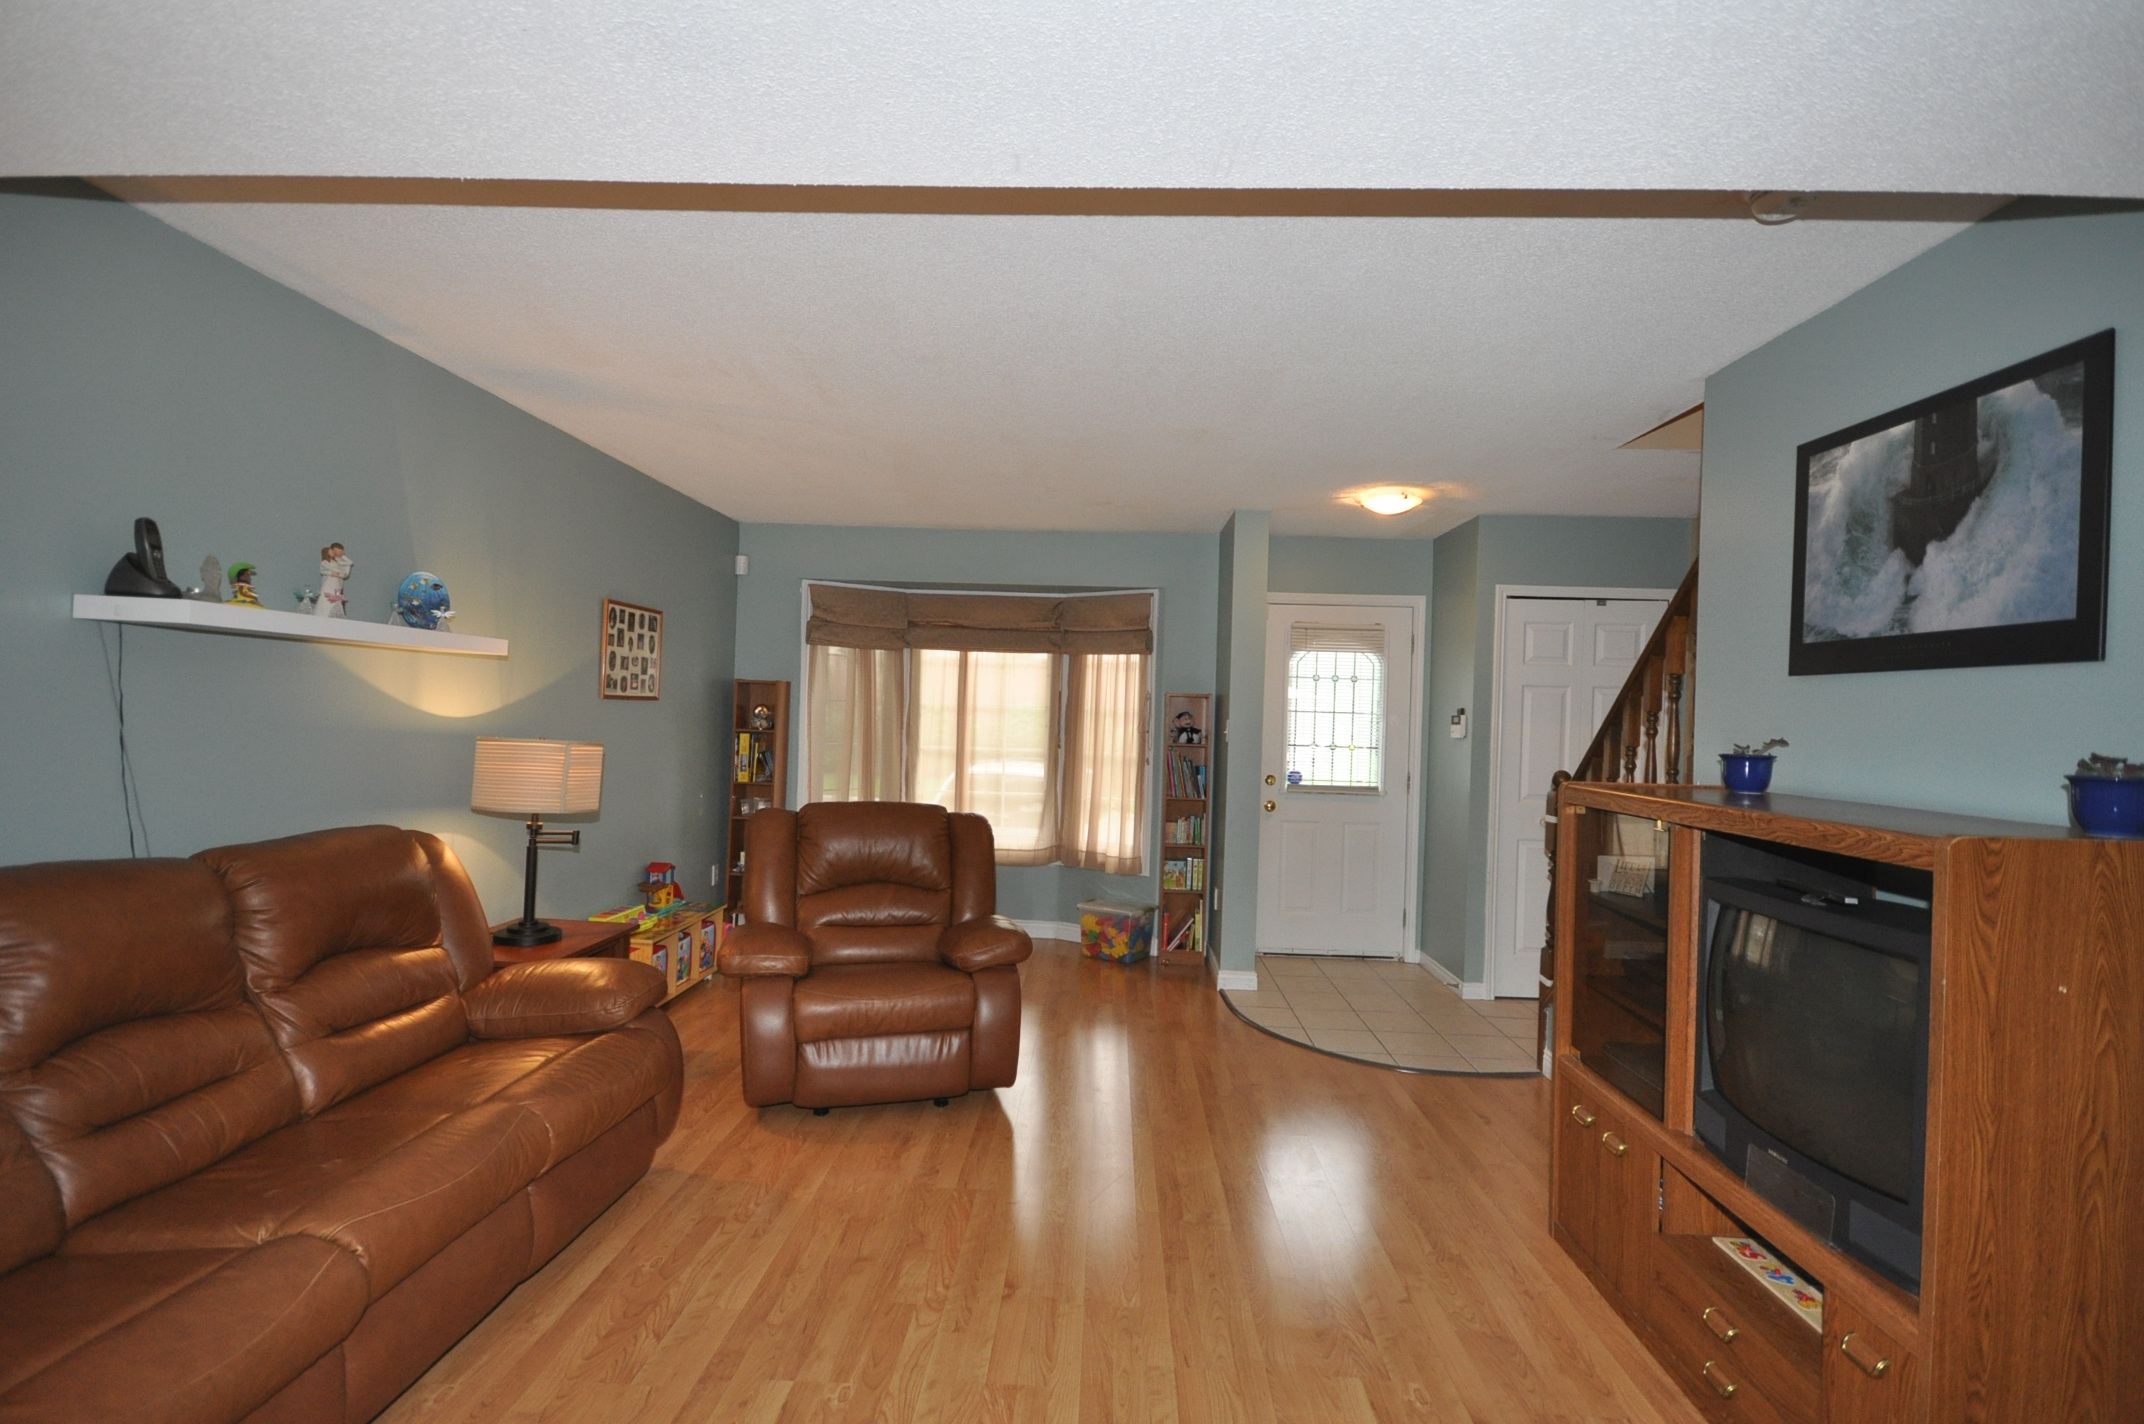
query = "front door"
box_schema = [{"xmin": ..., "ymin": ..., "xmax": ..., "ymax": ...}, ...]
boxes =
[
  {"xmin": 1255, "ymin": 600, "xmax": 1418, "ymax": 958},
  {"xmin": 1487, "ymin": 594, "xmax": 1666, "ymax": 998}
]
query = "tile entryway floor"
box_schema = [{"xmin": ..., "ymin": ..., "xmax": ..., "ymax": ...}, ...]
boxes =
[{"xmin": 1224, "ymin": 954, "xmax": 1541, "ymax": 1074}]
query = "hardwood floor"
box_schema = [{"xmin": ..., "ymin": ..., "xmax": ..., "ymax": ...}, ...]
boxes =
[{"xmin": 382, "ymin": 944, "xmax": 1701, "ymax": 1423}]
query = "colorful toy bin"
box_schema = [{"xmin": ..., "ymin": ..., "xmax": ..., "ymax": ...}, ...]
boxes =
[{"xmin": 1078, "ymin": 900, "xmax": 1155, "ymax": 964}]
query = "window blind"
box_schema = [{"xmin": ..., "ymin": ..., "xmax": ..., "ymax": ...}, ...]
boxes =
[{"xmin": 1289, "ymin": 622, "xmax": 1387, "ymax": 656}]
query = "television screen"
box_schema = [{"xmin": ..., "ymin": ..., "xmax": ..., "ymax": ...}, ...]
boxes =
[{"xmin": 1707, "ymin": 905, "xmax": 1923, "ymax": 1203}]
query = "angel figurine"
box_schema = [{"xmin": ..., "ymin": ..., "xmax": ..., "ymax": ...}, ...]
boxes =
[
  {"xmin": 314, "ymin": 542, "xmax": 352, "ymax": 618},
  {"xmin": 188, "ymin": 555, "xmax": 224, "ymax": 603}
]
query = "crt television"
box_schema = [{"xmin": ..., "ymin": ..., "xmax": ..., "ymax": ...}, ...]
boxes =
[{"xmin": 1694, "ymin": 875, "xmax": 1931, "ymax": 1291}]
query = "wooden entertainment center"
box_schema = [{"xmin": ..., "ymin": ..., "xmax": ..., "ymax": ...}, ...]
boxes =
[{"xmin": 1549, "ymin": 783, "xmax": 2143, "ymax": 1423}]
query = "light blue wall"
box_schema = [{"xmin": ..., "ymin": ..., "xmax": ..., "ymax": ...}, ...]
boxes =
[
  {"xmin": 1697, "ymin": 203, "xmax": 2143, "ymax": 821},
  {"xmin": 732, "ymin": 522, "xmax": 1220, "ymax": 923},
  {"xmin": 0, "ymin": 182, "xmax": 740, "ymax": 918},
  {"xmin": 1423, "ymin": 520, "xmax": 1481, "ymax": 979},
  {"xmin": 1211, "ymin": 513, "xmax": 1270, "ymax": 972},
  {"xmin": 1267, "ymin": 534, "xmax": 1438, "ymax": 962},
  {"xmin": 1424, "ymin": 515, "xmax": 1696, "ymax": 984},
  {"xmin": 1267, "ymin": 535, "xmax": 1436, "ymax": 598}
]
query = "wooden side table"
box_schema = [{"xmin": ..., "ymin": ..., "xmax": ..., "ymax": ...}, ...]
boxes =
[{"xmin": 489, "ymin": 918, "xmax": 631, "ymax": 965}]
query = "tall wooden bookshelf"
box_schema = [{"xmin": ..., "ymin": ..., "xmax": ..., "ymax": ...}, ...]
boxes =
[
  {"xmin": 1157, "ymin": 691, "xmax": 1212, "ymax": 968},
  {"xmin": 725, "ymin": 679, "xmax": 790, "ymax": 919}
]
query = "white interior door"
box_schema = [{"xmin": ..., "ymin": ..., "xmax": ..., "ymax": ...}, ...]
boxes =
[
  {"xmin": 1488, "ymin": 595, "xmax": 1666, "ymax": 998},
  {"xmin": 1255, "ymin": 601, "xmax": 1418, "ymax": 958}
]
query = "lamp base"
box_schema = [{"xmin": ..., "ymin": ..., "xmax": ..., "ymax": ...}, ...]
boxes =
[{"xmin": 492, "ymin": 919, "xmax": 564, "ymax": 947}]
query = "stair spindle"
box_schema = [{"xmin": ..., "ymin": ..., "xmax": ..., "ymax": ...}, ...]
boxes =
[
  {"xmin": 1641, "ymin": 653, "xmax": 1662, "ymax": 782},
  {"xmin": 1664, "ymin": 672, "xmax": 1684, "ymax": 785}
]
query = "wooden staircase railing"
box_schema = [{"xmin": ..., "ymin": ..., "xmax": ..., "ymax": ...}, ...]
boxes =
[{"xmin": 1536, "ymin": 562, "xmax": 1697, "ymax": 1062}]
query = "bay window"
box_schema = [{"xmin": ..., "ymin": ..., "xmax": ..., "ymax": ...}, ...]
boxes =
[{"xmin": 802, "ymin": 584, "xmax": 1152, "ymax": 871}]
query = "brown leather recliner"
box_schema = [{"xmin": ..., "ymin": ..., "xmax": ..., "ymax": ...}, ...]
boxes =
[{"xmin": 718, "ymin": 802, "xmax": 1032, "ymax": 1110}]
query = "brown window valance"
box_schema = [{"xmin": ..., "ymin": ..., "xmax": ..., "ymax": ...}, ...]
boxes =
[{"xmin": 806, "ymin": 584, "xmax": 1153, "ymax": 654}]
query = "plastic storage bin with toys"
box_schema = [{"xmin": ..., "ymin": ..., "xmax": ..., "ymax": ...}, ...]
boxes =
[{"xmin": 1078, "ymin": 899, "xmax": 1155, "ymax": 964}]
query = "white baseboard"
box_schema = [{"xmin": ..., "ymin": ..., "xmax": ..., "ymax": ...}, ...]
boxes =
[
  {"xmin": 1215, "ymin": 968, "xmax": 1258, "ymax": 992},
  {"xmin": 1423, "ymin": 956, "xmax": 1493, "ymax": 1000},
  {"xmin": 1014, "ymin": 919, "xmax": 1081, "ymax": 944}
]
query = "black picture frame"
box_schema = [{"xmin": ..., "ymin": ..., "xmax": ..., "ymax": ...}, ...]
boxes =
[
  {"xmin": 599, "ymin": 597, "xmax": 663, "ymax": 700},
  {"xmin": 1788, "ymin": 329, "xmax": 2114, "ymax": 677}
]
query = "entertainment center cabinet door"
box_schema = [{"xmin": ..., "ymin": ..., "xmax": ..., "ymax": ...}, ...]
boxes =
[
  {"xmin": 1553, "ymin": 1071, "xmax": 1657, "ymax": 1303},
  {"xmin": 1823, "ymin": 1298, "xmax": 1923, "ymax": 1424}
]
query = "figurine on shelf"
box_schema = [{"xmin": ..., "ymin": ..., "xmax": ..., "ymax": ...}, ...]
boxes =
[
  {"xmin": 392, "ymin": 571, "xmax": 454, "ymax": 630},
  {"xmin": 315, "ymin": 542, "xmax": 352, "ymax": 618},
  {"xmin": 748, "ymin": 704, "xmax": 775, "ymax": 732},
  {"xmin": 1171, "ymin": 710, "xmax": 1204, "ymax": 745},
  {"xmin": 187, "ymin": 555, "xmax": 224, "ymax": 603},
  {"xmin": 225, "ymin": 561, "xmax": 261, "ymax": 608}
]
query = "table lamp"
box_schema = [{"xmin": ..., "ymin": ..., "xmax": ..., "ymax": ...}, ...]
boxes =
[{"xmin": 471, "ymin": 737, "xmax": 604, "ymax": 946}]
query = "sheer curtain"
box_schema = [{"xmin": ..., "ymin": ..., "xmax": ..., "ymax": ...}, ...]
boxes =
[
  {"xmin": 806, "ymin": 644, "xmax": 904, "ymax": 802},
  {"xmin": 1060, "ymin": 653, "xmax": 1149, "ymax": 873},
  {"xmin": 906, "ymin": 649, "xmax": 1061, "ymax": 865}
]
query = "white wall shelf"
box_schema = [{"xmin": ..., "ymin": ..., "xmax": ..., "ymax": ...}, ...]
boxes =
[{"xmin": 73, "ymin": 594, "xmax": 509, "ymax": 658}]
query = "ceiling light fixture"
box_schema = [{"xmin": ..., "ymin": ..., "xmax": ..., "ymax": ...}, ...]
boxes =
[{"xmin": 1356, "ymin": 487, "xmax": 1427, "ymax": 516}]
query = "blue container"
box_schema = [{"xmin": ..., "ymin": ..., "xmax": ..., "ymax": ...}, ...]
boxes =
[
  {"xmin": 1719, "ymin": 753, "xmax": 1776, "ymax": 795},
  {"xmin": 2066, "ymin": 775, "xmax": 2144, "ymax": 838}
]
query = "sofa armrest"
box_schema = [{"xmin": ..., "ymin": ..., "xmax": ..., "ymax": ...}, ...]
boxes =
[
  {"xmin": 938, "ymin": 916, "xmax": 1034, "ymax": 973},
  {"xmin": 718, "ymin": 922, "xmax": 813, "ymax": 978},
  {"xmin": 464, "ymin": 959, "xmax": 666, "ymax": 1038}
]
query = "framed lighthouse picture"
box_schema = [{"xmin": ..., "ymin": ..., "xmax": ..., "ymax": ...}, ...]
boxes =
[{"xmin": 1789, "ymin": 329, "xmax": 2113, "ymax": 676}]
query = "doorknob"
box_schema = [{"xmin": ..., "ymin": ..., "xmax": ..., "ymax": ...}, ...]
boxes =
[
  {"xmin": 1265, "ymin": 774, "xmax": 1277, "ymax": 786},
  {"xmin": 1263, "ymin": 800, "xmax": 1277, "ymax": 813}
]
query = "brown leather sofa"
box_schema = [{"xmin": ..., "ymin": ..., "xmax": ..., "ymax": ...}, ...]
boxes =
[
  {"xmin": 0, "ymin": 826, "xmax": 683, "ymax": 1424},
  {"xmin": 718, "ymin": 803, "xmax": 1031, "ymax": 1110}
]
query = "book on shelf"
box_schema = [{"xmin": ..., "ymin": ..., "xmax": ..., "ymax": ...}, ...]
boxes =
[
  {"xmin": 1160, "ymin": 856, "xmax": 1205, "ymax": 892},
  {"xmin": 1162, "ymin": 908, "xmax": 1202, "ymax": 956},
  {"xmin": 1165, "ymin": 754, "xmax": 1208, "ymax": 799},
  {"xmin": 1164, "ymin": 813, "xmax": 1206, "ymax": 845}
]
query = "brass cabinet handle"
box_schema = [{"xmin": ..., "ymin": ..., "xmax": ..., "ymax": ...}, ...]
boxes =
[
  {"xmin": 1839, "ymin": 1331, "xmax": 1892, "ymax": 1379},
  {"xmin": 1700, "ymin": 1361, "xmax": 1737, "ymax": 1399},
  {"xmin": 1702, "ymin": 1306, "xmax": 1739, "ymax": 1343},
  {"xmin": 1569, "ymin": 1104, "xmax": 1597, "ymax": 1127},
  {"xmin": 1601, "ymin": 1131, "xmax": 1628, "ymax": 1157}
]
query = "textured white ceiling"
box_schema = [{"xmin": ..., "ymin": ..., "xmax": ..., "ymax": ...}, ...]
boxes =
[
  {"xmin": 17, "ymin": 2, "xmax": 2132, "ymax": 534},
  {"xmin": 110, "ymin": 189, "xmax": 1982, "ymax": 534},
  {"xmin": 7, "ymin": 2, "xmax": 2144, "ymax": 195}
]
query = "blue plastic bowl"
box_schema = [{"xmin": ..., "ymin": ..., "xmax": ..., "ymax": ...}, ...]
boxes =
[
  {"xmin": 1720, "ymin": 753, "xmax": 1776, "ymax": 795},
  {"xmin": 2066, "ymin": 775, "xmax": 2144, "ymax": 838}
]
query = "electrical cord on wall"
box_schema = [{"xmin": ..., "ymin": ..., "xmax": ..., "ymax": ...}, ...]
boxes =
[{"xmin": 97, "ymin": 624, "xmax": 149, "ymax": 856}]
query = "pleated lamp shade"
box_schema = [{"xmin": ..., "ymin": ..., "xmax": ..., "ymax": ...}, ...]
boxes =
[{"xmin": 471, "ymin": 738, "xmax": 604, "ymax": 815}]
